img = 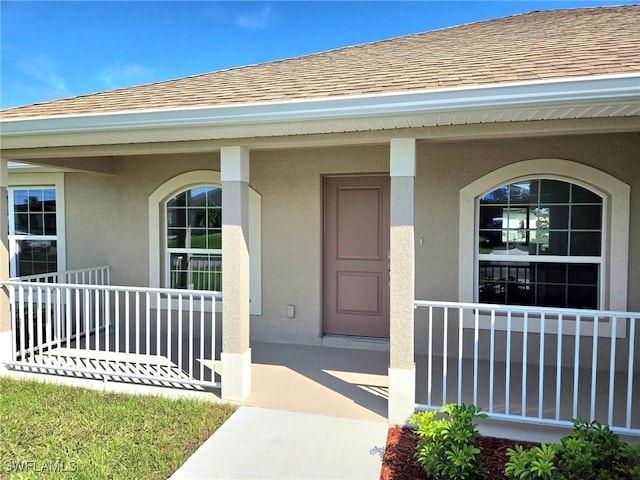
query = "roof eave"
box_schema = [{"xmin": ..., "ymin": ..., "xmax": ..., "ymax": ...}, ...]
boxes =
[{"xmin": 1, "ymin": 73, "xmax": 639, "ymax": 150}]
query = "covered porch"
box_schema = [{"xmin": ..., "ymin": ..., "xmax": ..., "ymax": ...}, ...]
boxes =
[
  {"xmin": 0, "ymin": 131, "xmax": 638, "ymax": 438},
  {"xmin": 1, "ymin": 265, "xmax": 638, "ymax": 438}
]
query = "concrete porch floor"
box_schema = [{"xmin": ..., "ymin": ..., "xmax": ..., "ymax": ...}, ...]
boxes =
[
  {"xmin": 4, "ymin": 340, "xmax": 636, "ymax": 443},
  {"xmin": 2, "ymin": 341, "xmax": 390, "ymax": 422}
]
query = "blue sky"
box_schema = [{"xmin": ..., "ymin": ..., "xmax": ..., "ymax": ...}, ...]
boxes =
[{"xmin": 1, "ymin": 0, "xmax": 637, "ymax": 109}]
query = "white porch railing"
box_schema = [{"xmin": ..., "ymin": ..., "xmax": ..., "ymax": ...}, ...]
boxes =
[
  {"xmin": 1, "ymin": 278, "xmax": 221, "ymax": 390},
  {"xmin": 13, "ymin": 265, "xmax": 111, "ymax": 286},
  {"xmin": 414, "ymin": 300, "xmax": 639, "ymax": 436}
]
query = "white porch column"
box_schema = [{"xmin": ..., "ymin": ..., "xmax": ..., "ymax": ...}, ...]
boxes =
[
  {"xmin": 388, "ymin": 138, "xmax": 416, "ymax": 424},
  {"xmin": 220, "ymin": 146, "xmax": 252, "ymax": 401},
  {"xmin": 0, "ymin": 158, "xmax": 11, "ymax": 369}
]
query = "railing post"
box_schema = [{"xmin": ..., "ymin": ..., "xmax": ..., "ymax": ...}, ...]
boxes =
[
  {"xmin": 388, "ymin": 138, "xmax": 416, "ymax": 424},
  {"xmin": 0, "ymin": 158, "xmax": 12, "ymax": 370},
  {"xmin": 220, "ymin": 146, "xmax": 252, "ymax": 401}
]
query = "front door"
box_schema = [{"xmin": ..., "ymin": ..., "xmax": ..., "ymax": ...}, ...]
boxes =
[{"xmin": 323, "ymin": 175, "xmax": 390, "ymax": 337}]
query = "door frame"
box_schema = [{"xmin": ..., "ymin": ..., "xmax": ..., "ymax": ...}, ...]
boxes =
[{"xmin": 321, "ymin": 172, "xmax": 391, "ymax": 338}]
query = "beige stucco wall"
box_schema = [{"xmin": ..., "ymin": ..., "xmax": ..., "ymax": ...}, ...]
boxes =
[
  {"xmin": 60, "ymin": 132, "xmax": 639, "ymax": 350},
  {"xmin": 65, "ymin": 153, "xmax": 220, "ymax": 286}
]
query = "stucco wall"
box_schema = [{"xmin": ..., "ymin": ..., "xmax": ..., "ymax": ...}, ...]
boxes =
[
  {"xmin": 249, "ymin": 145, "xmax": 389, "ymax": 344},
  {"xmin": 61, "ymin": 132, "xmax": 639, "ymax": 349},
  {"xmin": 65, "ymin": 152, "xmax": 220, "ymax": 286},
  {"xmin": 414, "ymin": 133, "xmax": 640, "ymax": 310}
]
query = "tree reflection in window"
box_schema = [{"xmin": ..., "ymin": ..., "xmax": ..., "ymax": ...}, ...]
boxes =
[{"xmin": 166, "ymin": 186, "xmax": 222, "ymax": 291}]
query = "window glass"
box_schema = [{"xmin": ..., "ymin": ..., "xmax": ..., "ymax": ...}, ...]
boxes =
[
  {"xmin": 478, "ymin": 179, "xmax": 602, "ymax": 309},
  {"xmin": 166, "ymin": 186, "xmax": 222, "ymax": 291},
  {"xmin": 9, "ymin": 188, "xmax": 58, "ymax": 277}
]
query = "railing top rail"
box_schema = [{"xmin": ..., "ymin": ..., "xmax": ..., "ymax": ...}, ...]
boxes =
[
  {"xmin": 10, "ymin": 265, "xmax": 111, "ymax": 281},
  {"xmin": 0, "ymin": 279, "xmax": 221, "ymax": 298},
  {"xmin": 414, "ymin": 299, "xmax": 640, "ymax": 318}
]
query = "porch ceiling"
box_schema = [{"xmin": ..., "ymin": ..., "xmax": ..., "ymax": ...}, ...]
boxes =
[{"xmin": 1, "ymin": 74, "xmax": 639, "ymax": 160}]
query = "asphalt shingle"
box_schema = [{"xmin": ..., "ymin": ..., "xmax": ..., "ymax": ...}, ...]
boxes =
[{"xmin": 2, "ymin": 6, "xmax": 639, "ymax": 119}]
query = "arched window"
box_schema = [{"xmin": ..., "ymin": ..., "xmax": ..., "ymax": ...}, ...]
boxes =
[
  {"xmin": 149, "ymin": 170, "xmax": 262, "ymax": 313},
  {"xmin": 477, "ymin": 179, "xmax": 602, "ymax": 309},
  {"xmin": 166, "ymin": 186, "xmax": 222, "ymax": 290},
  {"xmin": 459, "ymin": 159, "xmax": 630, "ymax": 319}
]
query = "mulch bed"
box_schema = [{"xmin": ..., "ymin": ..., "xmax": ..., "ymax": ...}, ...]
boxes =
[{"xmin": 380, "ymin": 426, "xmax": 539, "ymax": 480}]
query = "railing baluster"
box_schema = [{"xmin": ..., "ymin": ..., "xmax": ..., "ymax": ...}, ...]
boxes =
[
  {"xmin": 538, "ymin": 312, "xmax": 545, "ymax": 419},
  {"xmin": 457, "ymin": 307, "xmax": 463, "ymax": 406},
  {"xmin": 473, "ymin": 308, "xmax": 479, "ymax": 407},
  {"xmin": 427, "ymin": 305, "xmax": 433, "ymax": 407},
  {"xmin": 105, "ymin": 289, "xmax": 111, "ymax": 353},
  {"xmin": 28, "ymin": 287, "xmax": 34, "ymax": 357},
  {"xmin": 442, "ymin": 306, "xmax": 448, "ymax": 406},
  {"xmin": 125, "ymin": 291, "xmax": 130, "ymax": 367},
  {"xmin": 555, "ymin": 313, "xmax": 563, "ymax": 422},
  {"xmin": 591, "ymin": 315, "xmax": 599, "ymax": 421},
  {"xmin": 608, "ymin": 315, "xmax": 617, "ymax": 426},
  {"xmin": 178, "ymin": 294, "xmax": 184, "ymax": 376},
  {"xmin": 489, "ymin": 308, "xmax": 496, "ymax": 414},
  {"xmin": 75, "ymin": 287, "xmax": 81, "ymax": 351},
  {"xmin": 626, "ymin": 316, "xmax": 636, "ymax": 431},
  {"xmin": 522, "ymin": 311, "xmax": 528, "ymax": 418},
  {"xmin": 167, "ymin": 293, "xmax": 172, "ymax": 368},
  {"xmin": 188, "ymin": 295, "xmax": 194, "ymax": 379},
  {"xmin": 505, "ymin": 309, "xmax": 512, "ymax": 416},
  {"xmin": 9, "ymin": 285, "xmax": 16, "ymax": 361},
  {"xmin": 55, "ymin": 287, "xmax": 62, "ymax": 347},
  {"xmin": 210, "ymin": 296, "xmax": 216, "ymax": 383},
  {"xmin": 573, "ymin": 314, "xmax": 581, "ymax": 419},
  {"xmin": 18, "ymin": 286, "xmax": 25, "ymax": 359},
  {"xmin": 145, "ymin": 292, "xmax": 150, "ymax": 355},
  {"xmin": 45, "ymin": 287, "xmax": 52, "ymax": 347},
  {"xmin": 65, "ymin": 288, "xmax": 71, "ymax": 350},
  {"xmin": 115, "ymin": 290, "xmax": 120, "ymax": 354},
  {"xmin": 135, "ymin": 291, "xmax": 140, "ymax": 356},
  {"xmin": 84, "ymin": 288, "xmax": 90, "ymax": 350},
  {"xmin": 199, "ymin": 294, "xmax": 205, "ymax": 381},
  {"xmin": 156, "ymin": 292, "xmax": 161, "ymax": 357},
  {"xmin": 94, "ymin": 288, "xmax": 100, "ymax": 352}
]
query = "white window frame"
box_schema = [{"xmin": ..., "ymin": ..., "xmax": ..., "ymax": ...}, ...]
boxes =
[
  {"xmin": 165, "ymin": 186, "xmax": 223, "ymax": 291},
  {"xmin": 477, "ymin": 178, "xmax": 605, "ymax": 309},
  {"xmin": 148, "ymin": 170, "xmax": 262, "ymax": 314},
  {"xmin": 7, "ymin": 173, "xmax": 66, "ymax": 277},
  {"xmin": 459, "ymin": 159, "xmax": 630, "ymax": 337}
]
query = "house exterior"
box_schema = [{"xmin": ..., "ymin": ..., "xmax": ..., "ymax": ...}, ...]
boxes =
[{"xmin": 1, "ymin": 6, "xmax": 639, "ymax": 428}]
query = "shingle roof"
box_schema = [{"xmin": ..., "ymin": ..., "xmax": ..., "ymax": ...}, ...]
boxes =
[{"xmin": 2, "ymin": 5, "xmax": 639, "ymax": 120}]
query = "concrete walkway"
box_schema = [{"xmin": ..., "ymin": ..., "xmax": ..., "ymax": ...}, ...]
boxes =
[{"xmin": 170, "ymin": 406, "xmax": 388, "ymax": 480}]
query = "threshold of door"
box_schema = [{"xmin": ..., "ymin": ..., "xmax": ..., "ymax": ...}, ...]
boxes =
[{"xmin": 322, "ymin": 335, "xmax": 390, "ymax": 352}]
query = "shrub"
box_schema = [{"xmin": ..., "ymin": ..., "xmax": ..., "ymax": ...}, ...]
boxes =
[
  {"xmin": 505, "ymin": 418, "xmax": 640, "ymax": 480},
  {"xmin": 409, "ymin": 403, "xmax": 488, "ymax": 480},
  {"xmin": 505, "ymin": 443, "xmax": 562, "ymax": 479}
]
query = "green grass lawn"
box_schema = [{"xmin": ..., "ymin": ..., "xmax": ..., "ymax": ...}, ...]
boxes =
[{"xmin": 0, "ymin": 377, "xmax": 236, "ymax": 479}]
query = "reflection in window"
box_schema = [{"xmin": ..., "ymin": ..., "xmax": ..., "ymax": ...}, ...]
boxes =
[
  {"xmin": 477, "ymin": 180, "xmax": 603, "ymax": 308},
  {"xmin": 9, "ymin": 188, "xmax": 58, "ymax": 276},
  {"xmin": 166, "ymin": 186, "xmax": 222, "ymax": 291}
]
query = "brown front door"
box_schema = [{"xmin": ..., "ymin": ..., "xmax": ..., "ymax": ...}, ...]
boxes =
[{"xmin": 323, "ymin": 175, "xmax": 390, "ymax": 338}]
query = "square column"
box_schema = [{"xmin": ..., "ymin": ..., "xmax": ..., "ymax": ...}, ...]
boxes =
[
  {"xmin": 0, "ymin": 158, "xmax": 12, "ymax": 368},
  {"xmin": 220, "ymin": 147, "xmax": 251, "ymax": 401},
  {"xmin": 388, "ymin": 138, "xmax": 416, "ymax": 424}
]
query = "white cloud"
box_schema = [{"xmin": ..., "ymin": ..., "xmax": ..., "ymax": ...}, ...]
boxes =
[
  {"xmin": 99, "ymin": 63, "xmax": 154, "ymax": 89},
  {"xmin": 17, "ymin": 55, "xmax": 71, "ymax": 99},
  {"xmin": 235, "ymin": 4, "xmax": 272, "ymax": 29}
]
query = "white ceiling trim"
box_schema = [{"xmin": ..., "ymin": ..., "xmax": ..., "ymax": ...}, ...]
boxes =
[{"xmin": 1, "ymin": 73, "xmax": 639, "ymax": 150}]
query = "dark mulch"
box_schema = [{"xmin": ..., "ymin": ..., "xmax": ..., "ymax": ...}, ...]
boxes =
[{"xmin": 380, "ymin": 426, "xmax": 539, "ymax": 480}]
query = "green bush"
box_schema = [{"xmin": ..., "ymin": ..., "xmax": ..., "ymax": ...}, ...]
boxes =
[
  {"xmin": 409, "ymin": 403, "xmax": 488, "ymax": 480},
  {"xmin": 505, "ymin": 443, "xmax": 562, "ymax": 479},
  {"xmin": 505, "ymin": 418, "xmax": 640, "ymax": 480}
]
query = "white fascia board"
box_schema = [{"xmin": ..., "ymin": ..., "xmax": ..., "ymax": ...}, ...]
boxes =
[{"xmin": 1, "ymin": 73, "xmax": 639, "ymax": 139}]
